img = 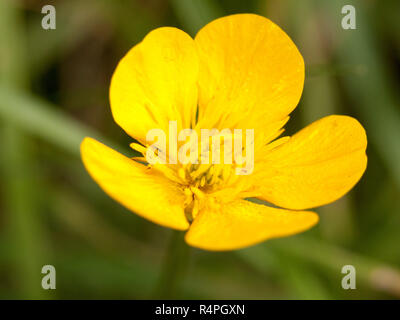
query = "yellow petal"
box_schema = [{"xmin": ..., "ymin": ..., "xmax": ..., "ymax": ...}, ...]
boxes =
[
  {"xmin": 194, "ymin": 14, "xmax": 304, "ymax": 140},
  {"xmin": 185, "ymin": 199, "xmax": 318, "ymax": 251},
  {"xmin": 110, "ymin": 27, "xmax": 198, "ymax": 144},
  {"xmin": 256, "ymin": 115, "xmax": 367, "ymax": 210},
  {"xmin": 80, "ymin": 137, "xmax": 189, "ymax": 230}
]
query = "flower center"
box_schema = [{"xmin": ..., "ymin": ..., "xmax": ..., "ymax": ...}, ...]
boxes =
[
  {"xmin": 180, "ymin": 162, "xmax": 236, "ymax": 189},
  {"xmin": 131, "ymin": 129, "xmax": 255, "ymax": 223},
  {"xmin": 175, "ymin": 154, "xmax": 238, "ymax": 221}
]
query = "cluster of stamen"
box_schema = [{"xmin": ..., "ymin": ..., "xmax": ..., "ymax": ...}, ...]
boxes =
[{"xmin": 131, "ymin": 131, "xmax": 251, "ymax": 223}]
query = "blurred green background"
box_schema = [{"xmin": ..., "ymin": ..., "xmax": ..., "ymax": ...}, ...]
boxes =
[{"xmin": 1, "ymin": 0, "xmax": 400, "ymax": 299}]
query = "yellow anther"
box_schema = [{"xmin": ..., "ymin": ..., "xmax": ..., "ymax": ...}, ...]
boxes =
[
  {"xmin": 130, "ymin": 142, "xmax": 147, "ymax": 155},
  {"xmin": 192, "ymin": 199, "xmax": 199, "ymax": 220},
  {"xmin": 200, "ymin": 176, "xmax": 206, "ymax": 187},
  {"xmin": 178, "ymin": 167, "xmax": 186, "ymax": 181},
  {"xmin": 190, "ymin": 186, "xmax": 205, "ymax": 199},
  {"xmin": 184, "ymin": 187, "xmax": 192, "ymax": 197}
]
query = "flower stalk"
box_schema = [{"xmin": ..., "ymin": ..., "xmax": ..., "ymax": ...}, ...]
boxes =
[{"xmin": 153, "ymin": 230, "xmax": 190, "ymax": 298}]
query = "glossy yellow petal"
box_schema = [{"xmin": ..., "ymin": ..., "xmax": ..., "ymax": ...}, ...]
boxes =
[
  {"xmin": 194, "ymin": 14, "xmax": 304, "ymax": 140},
  {"xmin": 110, "ymin": 27, "xmax": 198, "ymax": 144},
  {"xmin": 256, "ymin": 115, "xmax": 367, "ymax": 210},
  {"xmin": 185, "ymin": 200, "xmax": 318, "ymax": 251},
  {"xmin": 80, "ymin": 137, "xmax": 189, "ymax": 230}
]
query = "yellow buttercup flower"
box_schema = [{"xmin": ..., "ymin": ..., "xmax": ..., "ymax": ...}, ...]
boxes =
[{"xmin": 81, "ymin": 14, "xmax": 367, "ymax": 251}]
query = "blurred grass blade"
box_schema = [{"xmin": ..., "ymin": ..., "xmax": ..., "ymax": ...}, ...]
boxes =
[
  {"xmin": 0, "ymin": 85, "xmax": 121, "ymax": 156},
  {"xmin": 1, "ymin": 126, "xmax": 52, "ymax": 299},
  {"xmin": 0, "ymin": 0, "xmax": 51, "ymax": 299},
  {"xmin": 240, "ymin": 236, "xmax": 400, "ymax": 298}
]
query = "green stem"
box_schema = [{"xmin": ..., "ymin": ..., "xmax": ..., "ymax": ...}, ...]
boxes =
[{"xmin": 153, "ymin": 230, "xmax": 190, "ymax": 299}]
